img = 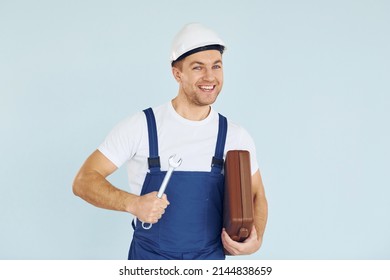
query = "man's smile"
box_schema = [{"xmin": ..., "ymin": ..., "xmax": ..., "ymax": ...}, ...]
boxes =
[{"xmin": 198, "ymin": 85, "xmax": 216, "ymax": 92}]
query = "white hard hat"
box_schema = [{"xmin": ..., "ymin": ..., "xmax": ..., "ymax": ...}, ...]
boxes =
[{"xmin": 170, "ymin": 23, "xmax": 226, "ymax": 63}]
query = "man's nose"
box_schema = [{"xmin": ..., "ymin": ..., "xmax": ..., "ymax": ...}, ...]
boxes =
[{"xmin": 203, "ymin": 68, "xmax": 215, "ymax": 81}]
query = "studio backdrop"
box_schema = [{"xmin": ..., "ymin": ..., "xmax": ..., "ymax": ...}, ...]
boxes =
[{"xmin": 1, "ymin": 0, "xmax": 389, "ymax": 259}]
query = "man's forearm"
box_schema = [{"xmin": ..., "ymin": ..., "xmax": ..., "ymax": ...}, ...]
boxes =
[
  {"xmin": 73, "ymin": 170, "xmax": 137, "ymax": 214},
  {"xmin": 251, "ymin": 170, "xmax": 268, "ymax": 244},
  {"xmin": 254, "ymin": 192, "xmax": 268, "ymax": 244}
]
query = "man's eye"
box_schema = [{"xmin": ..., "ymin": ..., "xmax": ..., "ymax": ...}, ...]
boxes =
[
  {"xmin": 193, "ymin": 66, "xmax": 202, "ymax": 70},
  {"xmin": 213, "ymin": 65, "xmax": 222, "ymax": 69}
]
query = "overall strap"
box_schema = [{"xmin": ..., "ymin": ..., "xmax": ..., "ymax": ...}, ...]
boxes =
[
  {"xmin": 143, "ymin": 108, "xmax": 161, "ymax": 172},
  {"xmin": 211, "ymin": 113, "xmax": 228, "ymax": 173}
]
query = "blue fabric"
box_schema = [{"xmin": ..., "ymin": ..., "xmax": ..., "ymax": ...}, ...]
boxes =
[
  {"xmin": 212, "ymin": 113, "xmax": 228, "ymax": 173},
  {"xmin": 128, "ymin": 108, "xmax": 228, "ymax": 260},
  {"xmin": 128, "ymin": 236, "xmax": 225, "ymax": 260},
  {"xmin": 143, "ymin": 108, "xmax": 161, "ymax": 172}
]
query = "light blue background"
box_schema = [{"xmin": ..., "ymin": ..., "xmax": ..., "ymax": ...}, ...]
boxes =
[{"xmin": 1, "ymin": 0, "xmax": 389, "ymax": 259}]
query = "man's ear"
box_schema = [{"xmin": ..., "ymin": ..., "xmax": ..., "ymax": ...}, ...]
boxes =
[{"xmin": 172, "ymin": 66, "xmax": 182, "ymax": 83}]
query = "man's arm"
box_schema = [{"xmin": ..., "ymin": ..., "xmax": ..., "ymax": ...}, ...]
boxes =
[
  {"xmin": 221, "ymin": 169, "xmax": 268, "ymax": 255},
  {"xmin": 72, "ymin": 150, "xmax": 169, "ymax": 224}
]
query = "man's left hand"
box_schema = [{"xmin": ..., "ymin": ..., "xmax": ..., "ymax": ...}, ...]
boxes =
[{"xmin": 221, "ymin": 225, "xmax": 262, "ymax": 255}]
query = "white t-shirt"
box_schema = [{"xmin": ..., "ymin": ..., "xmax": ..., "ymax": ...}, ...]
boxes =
[{"xmin": 98, "ymin": 102, "xmax": 258, "ymax": 195}]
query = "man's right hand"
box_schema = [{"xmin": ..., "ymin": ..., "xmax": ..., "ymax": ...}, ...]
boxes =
[{"xmin": 134, "ymin": 192, "xmax": 170, "ymax": 224}]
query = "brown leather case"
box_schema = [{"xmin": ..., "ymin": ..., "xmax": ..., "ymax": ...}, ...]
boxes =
[{"xmin": 223, "ymin": 150, "xmax": 254, "ymax": 242}]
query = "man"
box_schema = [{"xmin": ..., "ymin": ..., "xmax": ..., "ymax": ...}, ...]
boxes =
[{"xmin": 73, "ymin": 23, "xmax": 268, "ymax": 260}]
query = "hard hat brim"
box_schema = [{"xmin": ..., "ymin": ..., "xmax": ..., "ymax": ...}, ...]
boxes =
[{"xmin": 172, "ymin": 44, "xmax": 225, "ymax": 64}]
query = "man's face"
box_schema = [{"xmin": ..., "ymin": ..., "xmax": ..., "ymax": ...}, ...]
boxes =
[{"xmin": 172, "ymin": 50, "xmax": 223, "ymax": 107}]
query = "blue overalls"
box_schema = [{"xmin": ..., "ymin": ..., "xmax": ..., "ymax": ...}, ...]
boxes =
[{"xmin": 128, "ymin": 108, "xmax": 228, "ymax": 260}]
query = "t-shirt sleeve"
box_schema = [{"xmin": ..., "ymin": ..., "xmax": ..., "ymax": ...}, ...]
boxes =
[
  {"xmin": 237, "ymin": 127, "xmax": 259, "ymax": 175},
  {"xmin": 98, "ymin": 112, "xmax": 145, "ymax": 168}
]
